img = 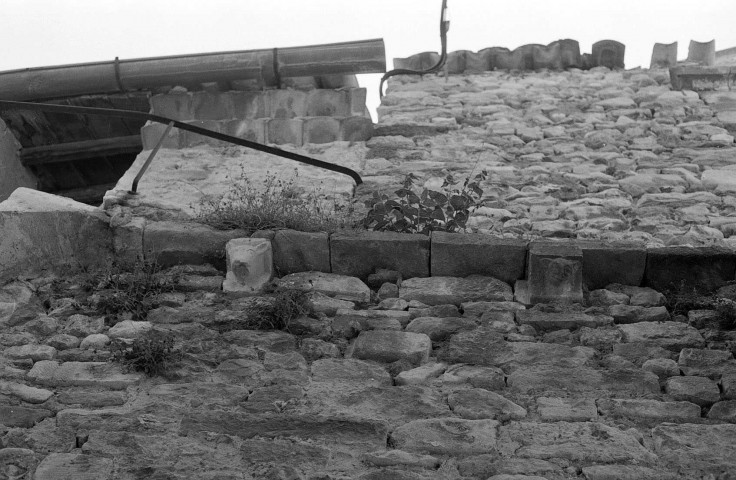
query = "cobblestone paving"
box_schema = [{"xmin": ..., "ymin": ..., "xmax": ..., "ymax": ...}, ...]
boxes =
[{"xmin": 1, "ymin": 268, "xmax": 736, "ymax": 479}]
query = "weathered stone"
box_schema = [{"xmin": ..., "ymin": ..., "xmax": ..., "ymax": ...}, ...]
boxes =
[
  {"xmin": 642, "ymin": 358, "xmax": 680, "ymax": 379},
  {"xmin": 508, "ymin": 366, "xmax": 659, "ymax": 396},
  {"xmin": 527, "ymin": 242, "xmax": 583, "ymax": 304},
  {"xmin": 597, "ymin": 398, "xmax": 700, "ymax": 423},
  {"xmin": 278, "ymin": 271, "xmax": 370, "ymax": 303},
  {"xmin": 400, "ymin": 276, "xmax": 513, "ymax": 306},
  {"xmin": 405, "ymin": 316, "xmax": 477, "ymax": 341},
  {"xmin": 33, "ymin": 453, "xmax": 114, "ymax": 480},
  {"xmin": 180, "ymin": 411, "xmax": 388, "ymax": 450},
  {"xmin": 27, "ymin": 361, "xmax": 142, "ymax": 389},
  {"xmin": 461, "ymin": 301, "xmax": 525, "ymax": 317},
  {"xmin": 678, "ymin": 348, "xmax": 734, "ymax": 378},
  {"xmin": 107, "ymin": 320, "xmax": 152, "ymax": 339},
  {"xmin": 63, "ymin": 314, "xmax": 105, "ymax": 337},
  {"xmin": 222, "ymin": 237, "xmax": 272, "ymax": 294},
  {"xmin": 516, "ymin": 310, "xmax": 612, "ymax": 331},
  {"xmin": 430, "ymin": 233, "xmax": 527, "ymax": 284},
  {"xmin": 395, "ymin": 362, "xmax": 447, "ymax": 385},
  {"xmin": 5, "ymin": 344, "xmax": 56, "ymax": 361},
  {"xmin": 440, "ymin": 327, "xmax": 594, "ymax": 370},
  {"xmin": 0, "ymin": 188, "xmax": 112, "ymax": 283},
  {"xmin": 0, "ymin": 448, "xmax": 38, "ymax": 480},
  {"xmin": 0, "ymin": 405, "xmax": 52, "ymax": 427},
  {"xmin": 307, "ymin": 291, "xmax": 355, "ymax": 316},
  {"xmin": 348, "ymin": 330, "xmax": 431, "ymax": 366},
  {"xmin": 1, "ymin": 380, "xmax": 50, "ymax": 405},
  {"xmin": 645, "ymin": 246, "xmax": 736, "ymax": 293},
  {"xmin": 653, "ymin": 423, "xmax": 736, "ymax": 473},
  {"xmin": 299, "ymin": 337, "xmax": 340, "ymax": 361},
  {"xmin": 618, "ymin": 321, "xmax": 705, "ymax": 351},
  {"xmin": 579, "ymin": 326, "xmax": 623, "ymax": 349},
  {"xmin": 24, "ymin": 315, "xmax": 59, "ymax": 337},
  {"xmin": 582, "ymin": 464, "xmax": 678, "ymax": 480},
  {"xmin": 336, "ymin": 308, "xmax": 411, "ymax": 330},
  {"xmin": 361, "ymin": 450, "xmax": 440, "ymax": 469},
  {"xmin": 436, "ymin": 364, "xmax": 506, "ymax": 390},
  {"xmin": 588, "ymin": 289, "xmax": 630, "ymax": 307},
  {"xmin": 272, "ymin": 229, "xmax": 330, "ymax": 275},
  {"xmin": 330, "ymin": 231, "xmax": 429, "ymax": 279},
  {"xmin": 499, "ymin": 421, "xmax": 655, "ymax": 464},
  {"xmin": 391, "ymin": 418, "xmax": 498, "ymax": 455},
  {"xmin": 57, "ymin": 389, "xmax": 127, "ymax": 407},
  {"xmin": 687, "ymin": 309, "xmax": 720, "ymax": 329},
  {"xmin": 311, "ymin": 358, "xmax": 392, "ymax": 387},
  {"xmin": 537, "ymin": 397, "xmax": 597, "ymax": 421},
  {"xmin": 707, "ymin": 400, "xmax": 736, "ymax": 421},
  {"xmin": 612, "ymin": 342, "xmax": 677, "ymax": 366},
  {"xmin": 79, "ymin": 334, "xmax": 110, "ymax": 349},
  {"xmin": 723, "ymin": 370, "xmax": 736, "ymax": 400},
  {"xmin": 449, "ymin": 389, "xmax": 527, "ymax": 420},
  {"xmin": 608, "ymin": 305, "xmax": 669, "ymax": 324},
  {"xmin": 143, "ymin": 221, "xmax": 246, "ymax": 269},
  {"xmin": 665, "ymin": 375, "xmax": 721, "ymax": 406},
  {"xmin": 577, "ymin": 241, "xmax": 648, "ymax": 289},
  {"xmin": 650, "ymin": 41, "xmax": 678, "ymax": 68}
]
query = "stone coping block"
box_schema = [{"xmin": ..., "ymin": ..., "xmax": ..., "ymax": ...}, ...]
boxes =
[
  {"xmin": 330, "ymin": 230, "xmax": 429, "ymax": 280},
  {"xmin": 575, "ymin": 240, "xmax": 647, "ymax": 289},
  {"xmin": 644, "ymin": 246, "xmax": 736, "ymax": 293},
  {"xmin": 273, "ymin": 230, "xmax": 330, "ymax": 275},
  {"xmin": 527, "ymin": 241, "xmax": 583, "ymax": 305},
  {"xmin": 143, "ymin": 221, "xmax": 248, "ymax": 269},
  {"xmin": 430, "ymin": 232, "xmax": 526, "ymax": 283},
  {"xmin": 0, "ymin": 188, "xmax": 112, "ymax": 283}
]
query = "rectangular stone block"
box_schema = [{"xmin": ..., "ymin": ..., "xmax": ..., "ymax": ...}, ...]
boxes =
[
  {"xmin": 223, "ymin": 238, "xmax": 273, "ymax": 294},
  {"xmin": 181, "ymin": 120, "xmax": 226, "ymax": 147},
  {"xmin": 0, "ymin": 188, "xmax": 112, "ymax": 283},
  {"xmin": 150, "ymin": 93, "xmax": 193, "ymax": 120},
  {"xmin": 111, "ymin": 216, "xmax": 146, "ymax": 268},
  {"xmin": 349, "ymin": 88, "xmax": 369, "ymax": 116},
  {"xmin": 306, "ymin": 90, "xmax": 350, "ymax": 117},
  {"xmin": 303, "ymin": 117, "xmax": 340, "ymax": 144},
  {"xmin": 266, "ymin": 89, "xmax": 308, "ymax": 118},
  {"xmin": 330, "ymin": 231, "xmax": 430, "ymax": 280},
  {"xmin": 273, "ymin": 230, "xmax": 330, "ymax": 275},
  {"xmin": 267, "ymin": 118, "xmax": 304, "ymax": 145},
  {"xmin": 645, "ymin": 246, "xmax": 736, "ymax": 293},
  {"xmin": 527, "ymin": 241, "xmax": 583, "ymax": 304},
  {"xmin": 190, "ymin": 91, "xmax": 235, "ymax": 120},
  {"xmin": 143, "ymin": 221, "xmax": 247, "ymax": 269},
  {"xmin": 225, "ymin": 119, "xmax": 267, "ymax": 144},
  {"xmin": 431, "ymin": 232, "xmax": 527, "ymax": 284},
  {"xmin": 141, "ymin": 122, "xmax": 183, "ymax": 150},
  {"xmin": 574, "ymin": 240, "xmax": 647, "ymax": 289},
  {"xmin": 231, "ymin": 91, "xmax": 267, "ymax": 119},
  {"xmin": 340, "ymin": 116, "xmax": 373, "ymax": 142}
]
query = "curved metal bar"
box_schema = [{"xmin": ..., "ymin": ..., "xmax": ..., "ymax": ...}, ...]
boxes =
[{"xmin": 0, "ymin": 100, "xmax": 363, "ymax": 185}]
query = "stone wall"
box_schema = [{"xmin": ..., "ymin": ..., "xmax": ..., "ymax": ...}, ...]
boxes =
[
  {"xmin": 394, "ymin": 39, "xmax": 626, "ymax": 73},
  {"xmin": 0, "ymin": 117, "xmax": 36, "ymax": 202},
  {"xmin": 142, "ymin": 87, "xmax": 373, "ymax": 149}
]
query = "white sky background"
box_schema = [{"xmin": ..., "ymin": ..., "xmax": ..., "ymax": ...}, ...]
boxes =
[{"xmin": 1, "ymin": 0, "xmax": 734, "ymax": 119}]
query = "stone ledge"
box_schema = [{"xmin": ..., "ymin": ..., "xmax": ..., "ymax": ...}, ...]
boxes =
[{"xmin": 141, "ymin": 116, "xmax": 373, "ymax": 149}]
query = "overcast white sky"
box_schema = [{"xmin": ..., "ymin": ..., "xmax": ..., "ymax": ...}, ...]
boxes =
[{"xmin": 1, "ymin": 0, "xmax": 734, "ymax": 117}]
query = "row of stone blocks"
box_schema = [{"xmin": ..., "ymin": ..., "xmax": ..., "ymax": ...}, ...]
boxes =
[
  {"xmin": 150, "ymin": 88, "xmax": 368, "ymax": 122},
  {"xmin": 140, "ymin": 115, "xmax": 373, "ymax": 149},
  {"xmin": 651, "ymin": 40, "xmax": 717, "ymax": 69},
  {"xmin": 123, "ymin": 222, "xmax": 736, "ymax": 298},
  {"xmin": 393, "ymin": 39, "xmax": 626, "ymax": 73}
]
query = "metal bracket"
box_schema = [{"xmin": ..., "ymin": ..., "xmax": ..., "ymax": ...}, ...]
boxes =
[
  {"xmin": 0, "ymin": 100, "xmax": 363, "ymax": 188},
  {"xmin": 129, "ymin": 121, "xmax": 174, "ymax": 193}
]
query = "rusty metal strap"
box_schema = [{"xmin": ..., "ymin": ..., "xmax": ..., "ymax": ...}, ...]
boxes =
[{"xmin": 0, "ymin": 100, "xmax": 363, "ymax": 185}]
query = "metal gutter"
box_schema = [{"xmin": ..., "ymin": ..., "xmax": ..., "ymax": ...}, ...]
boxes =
[{"xmin": 0, "ymin": 39, "xmax": 386, "ymax": 101}]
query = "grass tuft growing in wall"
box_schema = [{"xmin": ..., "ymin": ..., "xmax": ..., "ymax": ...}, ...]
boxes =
[{"xmin": 196, "ymin": 169, "xmax": 361, "ymax": 234}]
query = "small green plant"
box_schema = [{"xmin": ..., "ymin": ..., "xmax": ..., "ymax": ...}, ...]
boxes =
[
  {"xmin": 219, "ymin": 289, "xmax": 311, "ymax": 333},
  {"xmin": 110, "ymin": 331, "xmax": 179, "ymax": 377},
  {"xmin": 94, "ymin": 259, "xmax": 175, "ymax": 322},
  {"xmin": 197, "ymin": 169, "xmax": 359, "ymax": 234},
  {"xmin": 362, "ymin": 171, "xmax": 487, "ymax": 234}
]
